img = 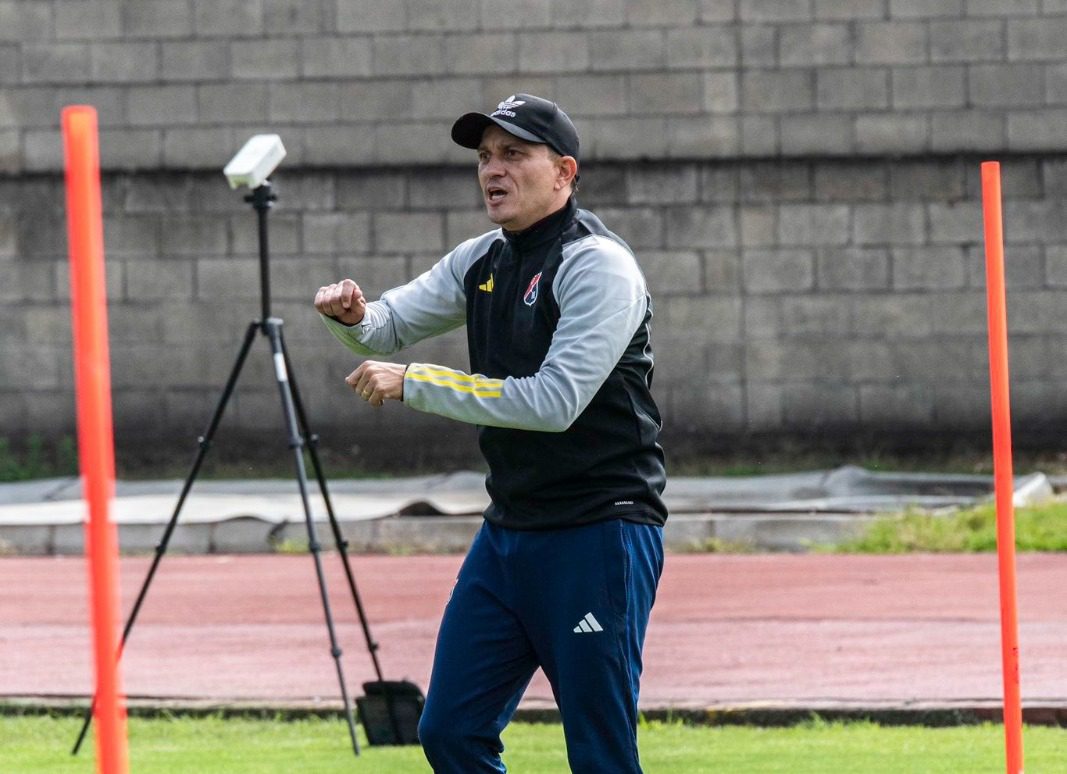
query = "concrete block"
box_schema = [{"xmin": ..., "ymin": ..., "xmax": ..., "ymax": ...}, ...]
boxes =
[
  {"xmin": 442, "ymin": 211, "xmax": 494, "ymax": 249},
  {"xmin": 53, "ymin": 525, "xmax": 85, "ymax": 556},
  {"xmin": 122, "ymin": 1, "xmax": 193, "ymax": 38},
  {"xmin": 22, "ymin": 129, "xmax": 63, "ymax": 172},
  {"xmin": 551, "ymin": 0, "xmax": 624, "ymax": 27},
  {"xmin": 969, "ymin": 64, "xmax": 1045, "ymax": 107},
  {"xmin": 0, "ymin": 525, "xmax": 52, "ymax": 556},
  {"xmin": 855, "ymin": 21, "xmax": 928, "ymax": 65},
  {"xmin": 337, "ymin": 172, "xmax": 406, "ymax": 210},
  {"xmin": 739, "ymin": 206, "xmax": 775, "ymax": 248},
  {"xmin": 888, "ymin": 159, "xmax": 965, "ymax": 201},
  {"xmin": 853, "ymin": 204, "xmax": 925, "ymax": 246},
  {"xmin": 670, "ymin": 382, "xmax": 745, "ymax": 431},
  {"xmin": 408, "ymin": 0, "xmax": 481, "ymax": 31},
  {"xmin": 667, "ymin": 116, "xmax": 739, "ymax": 157},
  {"xmin": 703, "ymin": 249, "xmax": 742, "ymax": 292},
  {"xmin": 105, "ymin": 216, "xmax": 160, "ymax": 259},
  {"xmin": 964, "ymin": 244, "xmax": 1041, "ymax": 289},
  {"xmin": 744, "ymin": 382, "xmax": 784, "ymax": 429},
  {"xmin": 409, "ymin": 170, "xmax": 481, "ymax": 209},
  {"xmin": 780, "ymin": 23, "xmax": 851, "ymax": 66},
  {"xmin": 1006, "ymin": 291, "xmax": 1067, "ymax": 335},
  {"xmin": 892, "ymin": 66, "xmax": 965, "ymax": 109},
  {"xmin": 739, "ymin": 0, "xmax": 813, "ymax": 22},
  {"xmin": 778, "ymin": 295, "xmax": 850, "ymax": 336},
  {"xmin": 889, "ymin": 0, "xmax": 961, "ymax": 17},
  {"xmin": 592, "ymin": 207, "xmax": 663, "ymax": 249},
  {"xmin": 90, "ymin": 42, "xmax": 159, "ymax": 83},
  {"xmin": 160, "ymin": 41, "xmax": 229, "ymax": 82},
  {"xmin": 20, "ymin": 43, "xmax": 91, "ymax": 84},
  {"xmin": 374, "ymin": 212, "xmax": 445, "ymax": 254},
  {"xmin": 703, "ymin": 72, "xmax": 739, "ymax": 114},
  {"xmin": 927, "ymin": 201, "xmax": 979, "ymax": 245},
  {"xmin": 926, "ymin": 290, "xmax": 989, "ymax": 336},
  {"xmin": 1048, "ymin": 64, "xmax": 1067, "ymax": 105},
  {"xmin": 371, "ymin": 120, "xmax": 460, "ymax": 164},
  {"xmin": 410, "ymin": 78, "xmax": 483, "ymax": 120},
  {"xmin": 666, "ymin": 27, "xmax": 737, "ymax": 68},
  {"xmin": 445, "ymin": 33, "xmax": 517, "ymax": 75},
  {"xmin": 56, "ymin": 1, "xmax": 122, "ymax": 40},
  {"xmin": 778, "ymin": 204, "xmax": 850, "ymax": 247},
  {"xmin": 210, "ymin": 517, "xmax": 274, "ymax": 553},
  {"xmin": 740, "ymin": 26, "xmax": 776, "ymax": 67},
  {"xmin": 855, "ymin": 114, "xmax": 929, "ymax": 154},
  {"xmin": 587, "ymin": 117, "xmax": 669, "ymax": 159},
  {"xmin": 1006, "ymin": 17, "xmax": 1067, "ymax": 61},
  {"xmin": 104, "ymin": 304, "xmax": 166, "ymax": 343},
  {"xmin": 893, "ymin": 246, "xmax": 967, "ymax": 290},
  {"xmin": 629, "ymin": 73, "xmax": 703, "ymax": 115},
  {"xmin": 301, "ymin": 36, "xmax": 373, "ymax": 78},
  {"xmin": 125, "ymin": 260, "xmax": 194, "ymax": 302},
  {"xmin": 1007, "ymin": 109, "xmax": 1067, "ymax": 152},
  {"xmin": 265, "ymin": 256, "xmax": 341, "ymax": 300},
  {"xmin": 193, "ymin": 0, "xmax": 264, "ymax": 36},
  {"xmin": 743, "ymin": 296, "xmax": 778, "ymax": 337},
  {"xmin": 519, "ymin": 31, "xmax": 589, "ymax": 72},
  {"xmin": 742, "ymin": 249, "xmax": 814, "ymax": 293},
  {"xmin": 782, "ymin": 382, "xmax": 858, "ymax": 427},
  {"xmin": 302, "ymin": 212, "xmax": 372, "ymax": 254},
  {"xmin": 372, "ymin": 34, "xmax": 446, "ymax": 76},
  {"xmin": 664, "ymin": 205, "xmax": 736, "ymax": 249},
  {"xmin": 849, "ymin": 294, "xmax": 934, "ymax": 337},
  {"xmin": 627, "ymin": 165, "xmax": 698, "ymax": 205},
  {"xmin": 739, "ymin": 162, "xmax": 811, "ymax": 203},
  {"xmin": 54, "ymin": 259, "xmax": 123, "ymax": 302},
  {"xmin": 123, "ymin": 176, "xmax": 197, "ymax": 214},
  {"xmin": 739, "ymin": 115, "xmax": 778, "ymax": 156},
  {"xmin": 741, "ymin": 70, "xmax": 814, "ymax": 112},
  {"xmin": 269, "ymin": 82, "xmax": 339, "ymax": 122},
  {"xmin": 931, "ymin": 110, "xmax": 1004, "ymax": 152},
  {"xmin": 1001, "ymin": 200, "xmax": 1067, "ymax": 243},
  {"xmin": 588, "ymin": 30, "xmax": 665, "ymax": 71},
  {"xmin": 196, "ymin": 258, "xmax": 260, "ymax": 301},
  {"xmin": 817, "ymin": 247, "xmax": 890, "ymax": 291},
  {"xmin": 656, "ymin": 295, "xmax": 742, "ymax": 340},
  {"xmin": 780, "ymin": 114, "xmax": 853, "ymax": 156},
  {"xmin": 626, "ymin": 0, "xmax": 700, "ymax": 26},
  {"xmin": 0, "ymin": 213, "xmax": 14, "ymax": 256},
  {"xmin": 198, "ymin": 83, "xmax": 269, "ymax": 124},
  {"xmin": 340, "ymin": 79, "xmax": 414, "ymax": 120},
  {"xmin": 554, "ymin": 75, "xmax": 627, "ymax": 116},
  {"xmin": 264, "ymin": 0, "xmax": 323, "ymax": 34},
  {"xmin": 0, "ymin": 344, "xmax": 61, "ymax": 389},
  {"xmin": 162, "ymin": 216, "xmax": 228, "ymax": 257},
  {"xmin": 163, "ymin": 128, "xmax": 233, "ymax": 169},
  {"xmin": 336, "ymin": 0, "xmax": 405, "ymax": 32},
  {"xmin": 127, "ymin": 85, "xmax": 198, "ymax": 127},
  {"xmin": 636, "ymin": 250, "xmax": 702, "ymax": 294},
  {"xmin": 859, "ymin": 384, "xmax": 934, "ymax": 425},
  {"xmin": 816, "ymin": 68, "xmax": 890, "ymax": 110},
  {"xmin": 337, "ymin": 256, "xmax": 414, "ymax": 295},
  {"xmin": 815, "ymin": 0, "xmax": 884, "ymax": 18},
  {"xmin": 231, "ymin": 38, "xmax": 300, "ymax": 79},
  {"xmin": 930, "ymin": 19, "xmax": 1003, "ymax": 62},
  {"xmin": 0, "ymin": 1, "xmax": 51, "ymax": 42},
  {"xmin": 1046, "ymin": 245, "xmax": 1067, "ymax": 287},
  {"xmin": 482, "ymin": 76, "xmax": 555, "ymax": 106},
  {"xmin": 813, "ymin": 162, "xmax": 888, "ymax": 202}
]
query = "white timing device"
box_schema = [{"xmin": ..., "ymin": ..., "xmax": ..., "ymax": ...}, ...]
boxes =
[{"xmin": 223, "ymin": 134, "xmax": 286, "ymax": 189}]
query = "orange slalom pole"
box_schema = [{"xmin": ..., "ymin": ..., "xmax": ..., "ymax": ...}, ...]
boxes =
[
  {"xmin": 62, "ymin": 105, "xmax": 129, "ymax": 774},
  {"xmin": 980, "ymin": 161, "xmax": 1023, "ymax": 774}
]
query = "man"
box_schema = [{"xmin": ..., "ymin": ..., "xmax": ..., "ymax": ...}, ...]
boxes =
[{"xmin": 314, "ymin": 93, "xmax": 666, "ymax": 773}]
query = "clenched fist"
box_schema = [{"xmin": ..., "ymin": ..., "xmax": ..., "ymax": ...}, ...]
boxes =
[{"xmin": 314, "ymin": 278, "xmax": 367, "ymax": 325}]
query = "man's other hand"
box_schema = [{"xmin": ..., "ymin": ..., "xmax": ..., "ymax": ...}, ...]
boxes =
[
  {"xmin": 314, "ymin": 279, "xmax": 367, "ymax": 325},
  {"xmin": 346, "ymin": 361, "xmax": 406, "ymax": 408}
]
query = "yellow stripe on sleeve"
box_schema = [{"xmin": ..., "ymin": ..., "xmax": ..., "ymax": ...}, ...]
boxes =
[{"xmin": 406, "ymin": 365, "xmax": 504, "ymax": 398}]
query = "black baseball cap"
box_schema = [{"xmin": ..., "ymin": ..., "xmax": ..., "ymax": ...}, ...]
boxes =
[{"xmin": 451, "ymin": 93, "xmax": 580, "ymax": 161}]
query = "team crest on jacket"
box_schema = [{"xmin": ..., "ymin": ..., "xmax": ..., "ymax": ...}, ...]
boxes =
[{"xmin": 523, "ymin": 272, "xmax": 542, "ymax": 306}]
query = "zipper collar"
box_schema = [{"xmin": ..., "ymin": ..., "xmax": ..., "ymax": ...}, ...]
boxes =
[{"xmin": 502, "ymin": 197, "xmax": 576, "ymax": 251}]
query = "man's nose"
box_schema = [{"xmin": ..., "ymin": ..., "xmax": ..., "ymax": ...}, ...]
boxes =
[{"xmin": 482, "ymin": 154, "xmax": 505, "ymax": 177}]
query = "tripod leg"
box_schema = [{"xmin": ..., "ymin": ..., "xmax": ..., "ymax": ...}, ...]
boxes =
[
  {"xmin": 71, "ymin": 321, "xmax": 260, "ymax": 755},
  {"xmin": 279, "ymin": 333, "xmax": 386, "ymax": 680},
  {"xmin": 281, "ymin": 332, "xmax": 409, "ymax": 744},
  {"xmin": 265, "ymin": 319, "xmax": 360, "ymax": 756}
]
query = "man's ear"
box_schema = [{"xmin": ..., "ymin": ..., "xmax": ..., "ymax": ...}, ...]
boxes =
[{"xmin": 556, "ymin": 156, "xmax": 578, "ymax": 191}]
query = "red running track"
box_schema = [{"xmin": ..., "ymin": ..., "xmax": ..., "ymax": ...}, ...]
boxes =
[{"xmin": 2, "ymin": 554, "xmax": 1066, "ymax": 708}]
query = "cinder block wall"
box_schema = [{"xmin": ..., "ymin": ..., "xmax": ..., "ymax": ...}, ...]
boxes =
[{"xmin": 3, "ymin": 1, "xmax": 1067, "ymax": 469}]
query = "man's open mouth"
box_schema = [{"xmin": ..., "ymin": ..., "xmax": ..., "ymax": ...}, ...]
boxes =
[{"xmin": 486, "ymin": 186, "xmax": 507, "ymax": 202}]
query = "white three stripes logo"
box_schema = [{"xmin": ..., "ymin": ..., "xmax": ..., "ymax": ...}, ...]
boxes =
[{"xmin": 573, "ymin": 612, "xmax": 603, "ymax": 634}]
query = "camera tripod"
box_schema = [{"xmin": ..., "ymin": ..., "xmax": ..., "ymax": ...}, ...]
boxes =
[{"xmin": 72, "ymin": 181, "xmax": 396, "ymax": 757}]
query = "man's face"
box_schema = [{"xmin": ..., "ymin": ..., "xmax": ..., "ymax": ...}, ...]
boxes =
[{"xmin": 477, "ymin": 125, "xmax": 567, "ymax": 232}]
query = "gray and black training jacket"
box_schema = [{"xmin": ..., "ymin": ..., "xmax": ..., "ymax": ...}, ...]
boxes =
[{"xmin": 322, "ymin": 197, "xmax": 667, "ymax": 530}]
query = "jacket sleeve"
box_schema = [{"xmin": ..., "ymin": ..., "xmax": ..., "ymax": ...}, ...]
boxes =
[
  {"xmin": 403, "ymin": 235, "xmax": 649, "ymax": 432},
  {"xmin": 319, "ymin": 233, "xmax": 495, "ymax": 356}
]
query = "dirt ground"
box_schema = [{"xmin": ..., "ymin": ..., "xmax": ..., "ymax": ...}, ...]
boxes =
[{"xmin": 2, "ymin": 553, "xmax": 1065, "ymax": 709}]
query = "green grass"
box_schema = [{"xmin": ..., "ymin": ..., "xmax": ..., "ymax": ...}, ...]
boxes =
[
  {"xmin": 833, "ymin": 500, "xmax": 1067, "ymax": 553},
  {"xmin": 3, "ymin": 715, "xmax": 1065, "ymax": 773}
]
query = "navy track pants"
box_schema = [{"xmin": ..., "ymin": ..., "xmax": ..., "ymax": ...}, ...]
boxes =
[{"xmin": 418, "ymin": 518, "xmax": 664, "ymax": 773}]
